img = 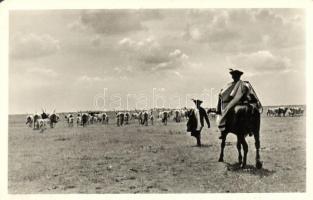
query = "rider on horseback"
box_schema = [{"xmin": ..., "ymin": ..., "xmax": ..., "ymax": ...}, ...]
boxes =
[{"xmin": 216, "ymin": 69, "xmax": 262, "ymax": 139}]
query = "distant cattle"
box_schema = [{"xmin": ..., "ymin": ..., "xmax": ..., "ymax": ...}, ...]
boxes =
[
  {"xmin": 77, "ymin": 114, "xmax": 82, "ymax": 126},
  {"xmin": 25, "ymin": 115, "xmax": 34, "ymax": 128},
  {"xmin": 65, "ymin": 114, "xmax": 74, "ymax": 127},
  {"xmin": 99, "ymin": 113, "xmax": 109, "ymax": 124},
  {"xmin": 150, "ymin": 114, "xmax": 154, "ymax": 125},
  {"xmin": 37, "ymin": 118, "xmax": 50, "ymax": 132},
  {"xmin": 141, "ymin": 111, "xmax": 149, "ymax": 126},
  {"xmin": 173, "ymin": 110, "xmax": 181, "ymax": 123},
  {"xmin": 158, "ymin": 111, "xmax": 169, "ymax": 125},
  {"xmin": 81, "ymin": 113, "xmax": 89, "ymax": 127},
  {"xmin": 49, "ymin": 113, "xmax": 59, "ymax": 128},
  {"xmin": 288, "ymin": 107, "xmax": 304, "ymax": 117},
  {"xmin": 124, "ymin": 112, "xmax": 130, "ymax": 125},
  {"xmin": 33, "ymin": 113, "xmax": 42, "ymax": 129},
  {"xmin": 267, "ymin": 108, "xmax": 276, "ymax": 117},
  {"xmin": 116, "ymin": 112, "xmax": 125, "ymax": 126},
  {"xmin": 267, "ymin": 106, "xmax": 303, "ymax": 117}
]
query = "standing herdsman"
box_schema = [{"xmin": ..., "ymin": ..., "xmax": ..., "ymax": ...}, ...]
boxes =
[
  {"xmin": 187, "ymin": 99, "xmax": 210, "ymax": 147},
  {"xmin": 216, "ymin": 69, "xmax": 262, "ymax": 139}
]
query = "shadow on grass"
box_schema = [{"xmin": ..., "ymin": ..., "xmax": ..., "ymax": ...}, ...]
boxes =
[
  {"xmin": 226, "ymin": 162, "xmax": 275, "ymax": 178},
  {"xmin": 190, "ymin": 144, "xmax": 213, "ymax": 148}
]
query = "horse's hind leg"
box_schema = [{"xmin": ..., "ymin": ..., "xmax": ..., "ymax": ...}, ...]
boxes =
[
  {"xmin": 218, "ymin": 134, "xmax": 226, "ymax": 162},
  {"xmin": 241, "ymin": 135, "xmax": 248, "ymax": 168},
  {"xmin": 236, "ymin": 136, "xmax": 242, "ymax": 164},
  {"xmin": 254, "ymin": 132, "xmax": 262, "ymax": 169}
]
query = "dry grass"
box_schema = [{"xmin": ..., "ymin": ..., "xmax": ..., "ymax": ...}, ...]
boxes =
[{"xmin": 8, "ymin": 114, "xmax": 305, "ymax": 193}]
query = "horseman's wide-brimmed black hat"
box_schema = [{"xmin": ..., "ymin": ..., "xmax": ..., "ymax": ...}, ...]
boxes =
[
  {"xmin": 192, "ymin": 99, "xmax": 203, "ymax": 105},
  {"xmin": 229, "ymin": 68, "xmax": 243, "ymax": 76}
]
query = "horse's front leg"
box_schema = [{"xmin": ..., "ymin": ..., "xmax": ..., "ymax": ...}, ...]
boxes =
[
  {"xmin": 218, "ymin": 133, "xmax": 227, "ymax": 162},
  {"xmin": 241, "ymin": 135, "xmax": 248, "ymax": 168},
  {"xmin": 237, "ymin": 136, "xmax": 242, "ymax": 165}
]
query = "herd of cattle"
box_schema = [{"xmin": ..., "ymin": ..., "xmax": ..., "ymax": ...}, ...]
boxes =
[
  {"xmin": 266, "ymin": 106, "xmax": 304, "ymax": 117},
  {"xmin": 25, "ymin": 106, "xmax": 304, "ymax": 132},
  {"xmin": 25, "ymin": 108, "xmax": 192, "ymax": 131}
]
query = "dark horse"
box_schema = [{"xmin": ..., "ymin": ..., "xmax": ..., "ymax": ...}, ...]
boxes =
[{"xmin": 218, "ymin": 104, "xmax": 262, "ymax": 169}]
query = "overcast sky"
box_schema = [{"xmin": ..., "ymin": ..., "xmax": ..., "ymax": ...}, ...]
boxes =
[{"xmin": 9, "ymin": 9, "xmax": 306, "ymax": 114}]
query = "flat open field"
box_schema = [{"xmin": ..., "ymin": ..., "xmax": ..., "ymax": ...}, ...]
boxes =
[{"xmin": 8, "ymin": 113, "xmax": 306, "ymax": 193}]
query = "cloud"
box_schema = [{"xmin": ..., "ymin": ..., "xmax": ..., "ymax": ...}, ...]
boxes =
[
  {"xmin": 118, "ymin": 36, "xmax": 160, "ymax": 51},
  {"xmin": 68, "ymin": 18, "xmax": 87, "ymax": 31},
  {"xmin": 228, "ymin": 50, "xmax": 291, "ymax": 74},
  {"xmin": 81, "ymin": 10, "xmax": 143, "ymax": 34},
  {"xmin": 27, "ymin": 67, "xmax": 58, "ymax": 77},
  {"xmin": 151, "ymin": 49, "xmax": 189, "ymax": 71},
  {"xmin": 182, "ymin": 9, "xmax": 305, "ymax": 52},
  {"xmin": 90, "ymin": 35, "xmax": 102, "ymax": 47},
  {"xmin": 78, "ymin": 75, "xmax": 106, "ymax": 82},
  {"xmin": 11, "ymin": 33, "xmax": 60, "ymax": 58},
  {"xmin": 118, "ymin": 37, "xmax": 189, "ymax": 71},
  {"xmin": 69, "ymin": 10, "xmax": 163, "ymax": 35}
]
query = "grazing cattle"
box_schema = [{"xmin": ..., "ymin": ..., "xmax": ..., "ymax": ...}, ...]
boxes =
[
  {"xmin": 36, "ymin": 118, "xmax": 50, "ymax": 132},
  {"xmin": 159, "ymin": 111, "xmax": 169, "ymax": 125},
  {"xmin": 124, "ymin": 112, "xmax": 130, "ymax": 125},
  {"xmin": 49, "ymin": 113, "xmax": 58, "ymax": 128},
  {"xmin": 25, "ymin": 115, "xmax": 34, "ymax": 128},
  {"xmin": 277, "ymin": 107, "xmax": 288, "ymax": 117},
  {"xmin": 65, "ymin": 114, "xmax": 74, "ymax": 127},
  {"xmin": 141, "ymin": 111, "xmax": 149, "ymax": 126},
  {"xmin": 131, "ymin": 112, "xmax": 139, "ymax": 120},
  {"xmin": 99, "ymin": 113, "xmax": 109, "ymax": 124},
  {"xmin": 77, "ymin": 114, "xmax": 82, "ymax": 126},
  {"xmin": 267, "ymin": 108, "xmax": 276, "ymax": 117},
  {"xmin": 116, "ymin": 112, "xmax": 125, "ymax": 126},
  {"xmin": 173, "ymin": 110, "xmax": 181, "ymax": 123},
  {"xmin": 150, "ymin": 114, "xmax": 154, "ymax": 125},
  {"xmin": 288, "ymin": 107, "xmax": 304, "ymax": 116},
  {"xmin": 138, "ymin": 112, "xmax": 143, "ymax": 125},
  {"xmin": 33, "ymin": 113, "xmax": 42, "ymax": 129},
  {"xmin": 91, "ymin": 115, "xmax": 98, "ymax": 124},
  {"xmin": 81, "ymin": 113, "xmax": 89, "ymax": 127},
  {"xmin": 180, "ymin": 108, "xmax": 189, "ymax": 121},
  {"xmin": 218, "ymin": 104, "xmax": 262, "ymax": 169}
]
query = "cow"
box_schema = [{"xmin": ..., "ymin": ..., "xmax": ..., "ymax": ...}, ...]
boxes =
[
  {"xmin": 76, "ymin": 113, "xmax": 82, "ymax": 126},
  {"xmin": 33, "ymin": 113, "xmax": 42, "ymax": 129},
  {"xmin": 81, "ymin": 113, "xmax": 89, "ymax": 127},
  {"xmin": 37, "ymin": 118, "xmax": 50, "ymax": 132},
  {"xmin": 267, "ymin": 108, "xmax": 276, "ymax": 117},
  {"xmin": 116, "ymin": 112, "xmax": 125, "ymax": 126},
  {"xmin": 158, "ymin": 111, "xmax": 169, "ymax": 125},
  {"xmin": 25, "ymin": 115, "xmax": 34, "ymax": 128},
  {"xmin": 277, "ymin": 107, "xmax": 288, "ymax": 117},
  {"xmin": 124, "ymin": 112, "xmax": 130, "ymax": 125},
  {"xmin": 91, "ymin": 115, "xmax": 98, "ymax": 124},
  {"xmin": 288, "ymin": 107, "xmax": 304, "ymax": 116},
  {"xmin": 150, "ymin": 113, "xmax": 154, "ymax": 125},
  {"xmin": 141, "ymin": 111, "xmax": 149, "ymax": 126},
  {"xmin": 65, "ymin": 114, "xmax": 74, "ymax": 127},
  {"xmin": 173, "ymin": 110, "xmax": 182, "ymax": 123},
  {"xmin": 49, "ymin": 113, "xmax": 59, "ymax": 128},
  {"xmin": 99, "ymin": 113, "xmax": 109, "ymax": 124}
]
